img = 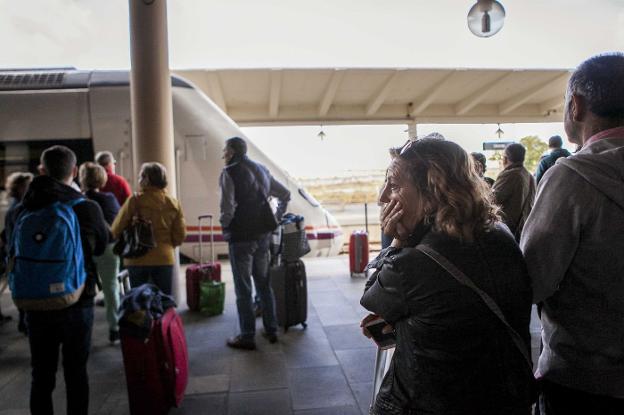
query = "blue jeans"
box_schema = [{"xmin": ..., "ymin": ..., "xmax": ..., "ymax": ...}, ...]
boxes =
[
  {"xmin": 229, "ymin": 234, "xmax": 278, "ymax": 340},
  {"xmin": 127, "ymin": 265, "xmax": 173, "ymax": 296},
  {"xmin": 27, "ymin": 305, "xmax": 94, "ymax": 415}
]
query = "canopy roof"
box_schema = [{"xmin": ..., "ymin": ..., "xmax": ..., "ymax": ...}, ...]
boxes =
[{"xmin": 173, "ymin": 67, "xmax": 571, "ymax": 126}]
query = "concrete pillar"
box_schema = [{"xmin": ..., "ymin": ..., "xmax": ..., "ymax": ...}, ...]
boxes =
[
  {"xmin": 128, "ymin": 0, "xmax": 180, "ymax": 301},
  {"xmin": 407, "ymin": 121, "xmax": 418, "ymax": 140},
  {"xmin": 128, "ymin": 0, "xmax": 177, "ymax": 197}
]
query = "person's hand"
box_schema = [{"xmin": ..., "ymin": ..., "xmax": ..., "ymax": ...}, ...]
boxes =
[
  {"xmin": 360, "ymin": 313, "xmax": 378, "ymax": 338},
  {"xmin": 381, "ymin": 200, "xmax": 410, "ymax": 240}
]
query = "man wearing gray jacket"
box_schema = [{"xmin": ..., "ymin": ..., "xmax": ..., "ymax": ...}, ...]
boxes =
[{"xmin": 521, "ymin": 53, "xmax": 624, "ymax": 414}]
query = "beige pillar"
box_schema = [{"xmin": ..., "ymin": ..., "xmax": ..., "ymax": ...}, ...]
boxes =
[
  {"xmin": 128, "ymin": 0, "xmax": 180, "ymax": 301},
  {"xmin": 128, "ymin": 0, "xmax": 177, "ymax": 197},
  {"xmin": 407, "ymin": 121, "xmax": 418, "ymax": 140}
]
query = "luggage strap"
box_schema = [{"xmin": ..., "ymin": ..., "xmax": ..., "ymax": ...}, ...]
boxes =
[{"xmin": 414, "ymin": 244, "xmax": 533, "ymax": 372}]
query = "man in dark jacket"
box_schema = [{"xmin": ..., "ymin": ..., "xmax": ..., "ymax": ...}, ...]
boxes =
[
  {"xmin": 10, "ymin": 145, "xmax": 108, "ymax": 415},
  {"xmin": 492, "ymin": 143, "xmax": 536, "ymax": 239},
  {"xmin": 534, "ymin": 135, "xmax": 571, "ymax": 184},
  {"xmin": 521, "ymin": 53, "xmax": 624, "ymax": 414},
  {"xmin": 219, "ymin": 137, "xmax": 290, "ymax": 350}
]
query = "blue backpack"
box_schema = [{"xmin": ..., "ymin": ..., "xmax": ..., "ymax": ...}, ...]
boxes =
[{"xmin": 8, "ymin": 198, "xmax": 87, "ymax": 310}]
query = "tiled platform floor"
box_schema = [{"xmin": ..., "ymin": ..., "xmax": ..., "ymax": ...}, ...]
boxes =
[{"xmin": 0, "ymin": 256, "xmax": 541, "ymax": 415}]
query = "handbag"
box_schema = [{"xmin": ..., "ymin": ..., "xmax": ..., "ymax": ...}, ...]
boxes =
[
  {"xmin": 199, "ymin": 280, "xmax": 225, "ymax": 316},
  {"xmin": 113, "ymin": 193, "xmax": 157, "ymax": 259},
  {"xmin": 257, "ymin": 197, "xmax": 279, "ymax": 234}
]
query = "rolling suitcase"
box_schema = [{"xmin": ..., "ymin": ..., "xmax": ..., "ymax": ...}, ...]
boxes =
[
  {"xmin": 349, "ymin": 230, "xmax": 369, "ymax": 277},
  {"xmin": 121, "ymin": 307, "xmax": 189, "ymax": 415},
  {"xmin": 270, "ymin": 259, "xmax": 308, "ymax": 331},
  {"xmin": 186, "ymin": 214, "xmax": 221, "ymax": 311}
]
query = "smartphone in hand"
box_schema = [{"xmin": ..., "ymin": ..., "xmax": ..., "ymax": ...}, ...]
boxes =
[{"xmin": 364, "ymin": 317, "xmax": 396, "ymax": 350}]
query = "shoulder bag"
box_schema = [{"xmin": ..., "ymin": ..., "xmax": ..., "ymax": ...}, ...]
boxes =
[{"xmin": 113, "ymin": 193, "xmax": 157, "ymax": 258}]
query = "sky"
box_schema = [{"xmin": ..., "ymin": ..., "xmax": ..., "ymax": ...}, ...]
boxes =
[{"xmin": 2, "ymin": 0, "xmax": 623, "ymax": 178}]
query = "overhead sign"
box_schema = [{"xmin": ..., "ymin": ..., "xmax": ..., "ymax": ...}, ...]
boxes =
[{"xmin": 483, "ymin": 141, "xmax": 514, "ymax": 151}]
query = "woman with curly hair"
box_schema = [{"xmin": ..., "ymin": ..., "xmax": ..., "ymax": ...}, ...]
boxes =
[{"xmin": 361, "ymin": 135, "xmax": 536, "ymax": 415}]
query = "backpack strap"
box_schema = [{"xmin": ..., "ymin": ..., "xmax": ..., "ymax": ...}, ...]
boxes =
[{"xmin": 414, "ymin": 244, "xmax": 534, "ymax": 372}]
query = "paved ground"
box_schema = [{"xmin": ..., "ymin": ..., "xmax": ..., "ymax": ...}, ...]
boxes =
[{"xmin": 0, "ymin": 256, "xmax": 541, "ymax": 415}]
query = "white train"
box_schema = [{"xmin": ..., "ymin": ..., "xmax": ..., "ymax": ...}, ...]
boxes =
[{"xmin": 0, "ymin": 69, "xmax": 344, "ymax": 259}]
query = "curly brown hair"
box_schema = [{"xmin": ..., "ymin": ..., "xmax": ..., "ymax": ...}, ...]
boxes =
[{"xmin": 390, "ymin": 137, "xmax": 500, "ymax": 242}]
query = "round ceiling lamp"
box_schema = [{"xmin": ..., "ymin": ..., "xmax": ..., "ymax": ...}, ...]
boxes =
[{"xmin": 467, "ymin": 0, "xmax": 506, "ymax": 38}]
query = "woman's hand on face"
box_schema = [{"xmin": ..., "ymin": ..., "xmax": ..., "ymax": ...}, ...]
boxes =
[
  {"xmin": 360, "ymin": 313, "xmax": 378, "ymax": 338},
  {"xmin": 381, "ymin": 201, "xmax": 411, "ymax": 241},
  {"xmin": 380, "ymin": 199, "xmax": 402, "ymax": 236}
]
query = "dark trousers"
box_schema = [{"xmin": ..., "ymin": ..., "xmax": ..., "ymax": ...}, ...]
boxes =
[
  {"xmin": 127, "ymin": 265, "xmax": 174, "ymax": 296},
  {"xmin": 538, "ymin": 379, "xmax": 624, "ymax": 415},
  {"xmin": 27, "ymin": 305, "xmax": 94, "ymax": 415},
  {"xmin": 229, "ymin": 234, "xmax": 278, "ymax": 340}
]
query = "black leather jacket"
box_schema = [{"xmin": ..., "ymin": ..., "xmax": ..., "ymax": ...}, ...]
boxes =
[{"xmin": 361, "ymin": 223, "xmax": 535, "ymax": 415}]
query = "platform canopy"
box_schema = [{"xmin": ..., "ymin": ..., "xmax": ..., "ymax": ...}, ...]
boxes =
[{"xmin": 173, "ymin": 67, "xmax": 571, "ymax": 126}]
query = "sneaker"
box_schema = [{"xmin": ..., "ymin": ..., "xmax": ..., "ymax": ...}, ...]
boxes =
[
  {"xmin": 109, "ymin": 330, "xmax": 120, "ymax": 345},
  {"xmin": 226, "ymin": 335, "xmax": 256, "ymax": 350},
  {"xmin": 262, "ymin": 331, "xmax": 278, "ymax": 344}
]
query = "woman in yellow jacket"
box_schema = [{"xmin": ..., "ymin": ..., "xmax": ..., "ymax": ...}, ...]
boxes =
[{"xmin": 111, "ymin": 162, "xmax": 186, "ymax": 296}]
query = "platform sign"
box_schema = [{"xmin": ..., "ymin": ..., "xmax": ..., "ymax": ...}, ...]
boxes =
[{"xmin": 482, "ymin": 141, "xmax": 514, "ymax": 151}]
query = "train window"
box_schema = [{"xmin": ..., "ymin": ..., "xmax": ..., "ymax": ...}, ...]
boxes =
[
  {"xmin": 0, "ymin": 139, "xmax": 94, "ymax": 189},
  {"xmin": 298, "ymin": 187, "xmax": 320, "ymax": 207}
]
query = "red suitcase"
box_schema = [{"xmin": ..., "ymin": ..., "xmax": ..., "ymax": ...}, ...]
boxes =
[
  {"xmin": 349, "ymin": 230, "xmax": 369, "ymax": 277},
  {"xmin": 121, "ymin": 307, "xmax": 189, "ymax": 415},
  {"xmin": 186, "ymin": 214, "xmax": 221, "ymax": 311}
]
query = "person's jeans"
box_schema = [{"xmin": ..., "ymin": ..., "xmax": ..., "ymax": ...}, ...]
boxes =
[
  {"xmin": 27, "ymin": 305, "xmax": 94, "ymax": 415},
  {"xmin": 229, "ymin": 234, "xmax": 278, "ymax": 340},
  {"xmin": 538, "ymin": 379, "xmax": 624, "ymax": 415},
  {"xmin": 127, "ymin": 265, "xmax": 173, "ymax": 296},
  {"xmin": 94, "ymin": 243, "xmax": 120, "ymax": 332}
]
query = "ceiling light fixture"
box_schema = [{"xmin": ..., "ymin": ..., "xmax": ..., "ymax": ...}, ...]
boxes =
[
  {"xmin": 467, "ymin": 0, "xmax": 506, "ymax": 38},
  {"xmin": 317, "ymin": 125, "xmax": 326, "ymax": 141}
]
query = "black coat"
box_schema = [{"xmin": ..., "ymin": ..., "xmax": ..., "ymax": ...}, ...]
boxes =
[{"xmin": 361, "ymin": 223, "xmax": 535, "ymax": 415}]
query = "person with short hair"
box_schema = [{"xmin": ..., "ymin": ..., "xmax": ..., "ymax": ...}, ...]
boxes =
[
  {"xmin": 534, "ymin": 135, "xmax": 571, "ymax": 184},
  {"xmin": 521, "ymin": 53, "xmax": 624, "ymax": 414},
  {"xmin": 96, "ymin": 150, "xmax": 132, "ymax": 206},
  {"xmin": 361, "ymin": 136, "xmax": 535, "ymax": 414},
  {"xmin": 10, "ymin": 145, "xmax": 108, "ymax": 415},
  {"xmin": 79, "ymin": 162, "xmax": 121, "ymax": 344},
  {"xmin": 0, "ymin": 172, "xmax": 34, "ymax": 327},
  {"xmin": 220, "ymin": 136, "xmax": 290, "ymax": 350},
  {"xmin": 492, "ymin": 143, "xmax": 536, "ymax": 239},
  {"xmin": 470, "ymin": 151, "xmax": 495, "ymax": 187},
  {"xmin": 111, "ymin": 162, "xmax": 186, "ymax": 296}
]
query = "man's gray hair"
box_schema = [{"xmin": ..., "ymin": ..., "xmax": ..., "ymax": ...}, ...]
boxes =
[
  {"xmin": 95, "ymin": 151, "xmax": 115, "ymax": 167},
  {"xmin": 568, "ymin": 52, "xmax": 624, "ymax": 122}
]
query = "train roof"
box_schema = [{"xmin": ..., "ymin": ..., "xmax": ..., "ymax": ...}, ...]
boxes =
[{"xmin": 0, "ymin": 68, "xmax": 193, "ymax": 91}]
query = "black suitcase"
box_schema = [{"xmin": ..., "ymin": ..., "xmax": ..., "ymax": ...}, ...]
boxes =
[{"xmin": 270, "ymin": 260, "xmax": 308, "ymax": 331}]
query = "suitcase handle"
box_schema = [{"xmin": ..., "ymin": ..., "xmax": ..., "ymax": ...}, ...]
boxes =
[{"xmin": 197, "ymin": 214, "xmax": 215, "ymax": 264}]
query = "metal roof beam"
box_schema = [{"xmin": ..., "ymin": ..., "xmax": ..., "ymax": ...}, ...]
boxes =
[
  {"xmin": 499, "ymin": 74, "xmax": 568, "ymax": 115},
  {"xmin": 318, "ymin": 69, "xmax": 345, "ymax": 117},
  {"xmin": 366, "ymin": 70, "xmax": 403, "ymax": 116},
  {"xmin": 455, "ymin": 72, "xmax": 515, "ymax": 115},
  {"xmin": 205, "ymin": 70, "xmax": 227, "ymax": 112},
  {"xmin": 410, "ymin": 71, "xmax": 456, "ymax": 117},
  {"xmin": 269, "ymin": 70, "xmax": 282, "ymax": 117}
]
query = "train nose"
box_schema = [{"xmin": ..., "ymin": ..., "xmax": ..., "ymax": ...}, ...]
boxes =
[{"xmin": 324, "ymin": 208, "xmax": 344, "ymax": 256}]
